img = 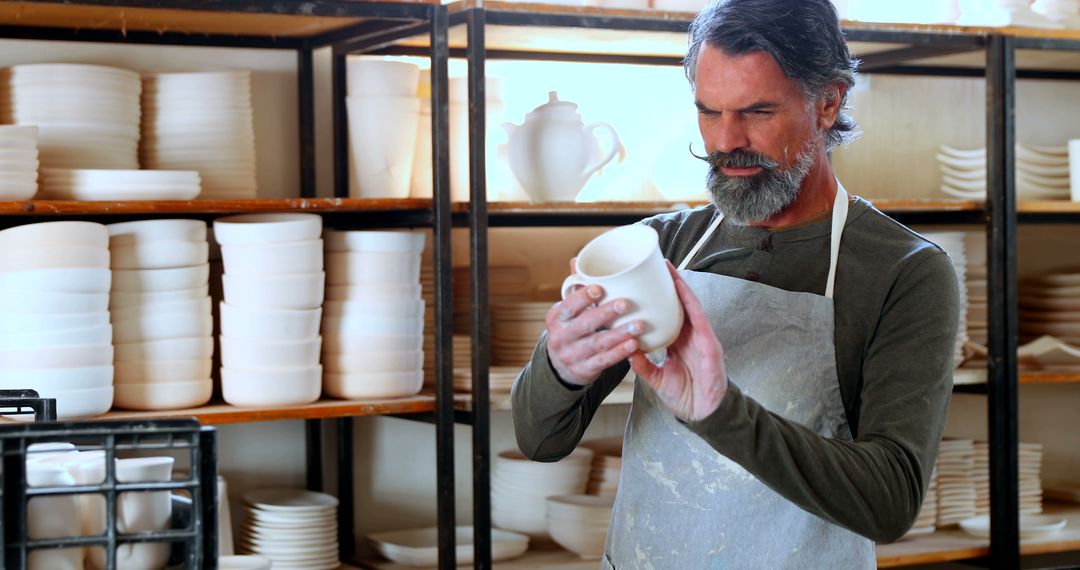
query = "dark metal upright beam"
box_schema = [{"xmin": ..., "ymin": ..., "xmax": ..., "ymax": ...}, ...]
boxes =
[
  {"xmin": 430, "ymin": 5, "xmax": 458, "ymax": 569},
  {"xmin": 305, "ymin": 419, "xmax": 324, "ymax": 492},
  {"xmin": 986, "ymin": 33, "xmax": 1020, "ymax": 570},
  {"xmin": 332, "ymin": 47, "xmax": 349, "ymax": 198},
  {"xmin": 298, "ymin": 47, "xmax": 317, "ymax": 198},
  {"xmin": 465, "ymin": 8, "xmax": 492, "ymax": 570},
  {"xmin": 337, "ymin": 417, "xmax": 356, "ymax": 564}
]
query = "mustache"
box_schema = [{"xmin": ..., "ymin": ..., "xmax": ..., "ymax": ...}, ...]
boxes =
[{"xmin": 690, "ymin": 145, "xmax": 779, "ymax": 171}]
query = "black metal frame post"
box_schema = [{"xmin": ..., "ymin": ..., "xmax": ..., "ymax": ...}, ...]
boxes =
[
  {"xmin": 337, "ymin": 416, "xmax": 356, "ymax": 564},
  {"xmin": 306, "ymin": 419, "xmax": 325, "ymax": 492},
  {"xmin": 298, "ymin": 45, "xmax": 317, "ymax": 198},
  {"xmin": 986, "ymin": 33, "xmax": 1020, "ymax": 570},
  {"xmin": 331, "ymin": 47, "xmax": 350, "ymax": 199}
]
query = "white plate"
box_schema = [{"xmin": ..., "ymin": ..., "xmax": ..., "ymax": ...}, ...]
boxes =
[
  {"xmin": 241, "ymin": 488, "xmax": 339, "ymax": 512},
  {"xmin": 368, "ymin": 526, "xmax": 529, "ymax": 567},
  {"xmin": 959, "ymin": 514, "xmax": 1067, "ymax": 539}
]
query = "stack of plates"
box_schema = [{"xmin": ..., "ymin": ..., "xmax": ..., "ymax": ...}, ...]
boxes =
[
  {"xmin": 141, "ymin": 71, "xmax": 257, "ymax": 199},
  {"xmin": 452, "ymin": 265, "xmax": 531, "ymax": 335},
  {"xmin": 974, "ymin": 442, "xmax": 990, "ymax": 517},
  {"xmin": 0, "ymin": 125, "xmax": 39, "ymax": 200},
  {"xmin": 936, "ymin": 439, "xmax": 977, "ymax": 527},
  {"xmin": 1018, "ymin": 271, "xmax": 1080, "ymax": 345},
  {"xmin": 905, "ymin": 466, "xmax": 938, "ymax": 537},
  {"xmin": 0, "ymin": 222, "xmax": 113, "ymax": 419},
  {"xmin": 240, "ymin": 489, "xmax": 339, "ymax": 570},
  {"xmin": 491, "ymin": 448, "xmax": 593, "ymax": 540},
  {"xmin": 1032, "ymin": 0, "xmax": 1080, "ymax": 25},
  {"xmin": 937, "ymin": 144, "xmax": 1071, "ymax": 200},
  {"xmin": 923, "ymin": 231, "xmax": 967, "ymax": 367},
  {"xmin": 2, "ymin": 64, "xmax": 141, "ymax": 170},
  {"xmin": 1017, "ymin": 335, "xmax": 1080, "ymax": 370},
  {"xmin": 965, "ymin": 232, "xmax": 988, "ymax": 349},
  {"xmin": 452, "ymin": 366, "xmax": 521, "ymax": 393},
  {"xmin": 368, "ymin": 526, "xmax": 529, "ymax": 566},
  {"xmin": 492, "ymin": 301, "xmax": 550, "ymax": 367},
  {"xmin": 38, "ymin": 168, "xmax": 201, "ymax": 201},
  {"xmin": 215, "ymin": 214, "xmax": 324, "ymax": 407},
  {"xmin": 580, "ymin": 437, "xmax": 622, "ymax": 496},
  {"xmin": 1019, "ymin": 442, "xmax": 1044, "ymax": 514},
  {"xmin": 108, "ymin": 220, "xmax": 213, "ymax": 411},
  {"xmin": 322, "ymin": 229, "xmax": 426, "ymax": 400}
]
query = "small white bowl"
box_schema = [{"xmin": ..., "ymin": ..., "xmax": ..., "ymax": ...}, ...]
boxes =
[
  {"xmin": 0, "ymin": 311, "xmax": 109, "ymax": 335},
  {"xmin": 326, "ymin": 251, "xmax": 421, "ymax": 285},
  {"xmin": 113, "ymin": 379, "xmax": 212, "ymax": 410},
  {"xmin": 0, "ymin": 290, "xmax": 109, "ymax": 314},
  {"xmin": 0, "ymin": 221, "xmax": 107, "ymax": 249},
  {"xmin": 0, "ymin": 244, "xmax": 109, "ymax": 271},
  {"xmin": 0, "ymin": 324, "xmax": 112, "ymax": 350},
  {"xmin": 322, "ymin": 332, "xmax": 422, "ymax": 353},
  {"xmin": 107, "ymin": 219, "xmax": 207, "ymax": 246},
  {"xmin": 114, "ymin": 359, "xmax": 212, "ymax": 385},
  {"xmin": 322, "ymin": 315, "xmax": 422, "ymax": 337},
  {"xmin": 111, "ymin": 265, "xmax": 210, "ymax": 292},
  {"xmin": 8, "ymin": 385, "xmax": 114, "ymax": 420},
  {"xmin": 213, "ymin": 213, "xmax": 322, "ymax": 246},
  {"xmin": 109, "ymin": 284, "xmax": 210, "ymax": 310},
  {"xmin": 324, "ymin": 229, "xmax": 426, "ymax": 253},
  {"xmin": 220, "ymin": 303, "xmax": 322, "ymax": 340},
  {"xmin": 323, "ymin": 299, "xmax": 424, "ymax": 320},
  {"xmin": 109, "ymin": 296, "xmax": 211, "ymax": 325},
  {"xmin": 113, "ymin": 337, "xmax": 214, "ymax": 362},
  {"xmin": 0, "ymin": 344, "xmax": 114, "ymax": 370},
  {"xmin": 222, "ymin": 272, "xmax": 325, "ymax": 310},
  {"xmin": 0, "ymin": 365, "xmax": 113, "ymax": 392},
  {"xmin": 221, "ymin": 239, "xmax": 323, "ymax": 275},
  {"xmin": 323, "ymin": 370, "xmax": 423, "ymax": 399},
  {"xmin": 325, "ymin": 283, "xmax": 422, "ymax": 301},
  {"xmin": 0, "ymin": 267, "xmax": 111, "ymax": 293},
  {"xmin": 322, "ymin": 349, "xmax": 422, "ymax": 374},
  {"xmin": 110, "ymin": 239, "xmax": 209, "ymax": 270},
  {"xmin": 111, "ymin": 312, "xmax": 212, "ymax": 344},
  {"xmin": 219, "ymin": 336, "xmax": 321, "ymax": 368},
  {"xmin": 221, "ymin": 366, "xmax": 322, "ymax": 407}
]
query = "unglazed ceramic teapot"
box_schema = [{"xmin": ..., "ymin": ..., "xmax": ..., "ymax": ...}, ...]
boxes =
[{"xmin": 503, "ymin": 92, "xmax": 623, "ymax": 202}]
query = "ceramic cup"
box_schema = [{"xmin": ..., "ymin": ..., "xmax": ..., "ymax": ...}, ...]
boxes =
[
  {"xmin": 561, "ymin": 224, "xmax": 683, "ymax": 352},
  {"xmin": 1069, "ymin": 139, "xmax": 1080, "ymax": 202}
]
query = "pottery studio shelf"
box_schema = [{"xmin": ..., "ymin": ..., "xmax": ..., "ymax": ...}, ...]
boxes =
[
  {"xmin": 453, "ymin": 378, "xmax": 635, "ymax": 412},
  {"xmin": 0, "ymin": 198, "xmax": 433, "ymax": 216}
]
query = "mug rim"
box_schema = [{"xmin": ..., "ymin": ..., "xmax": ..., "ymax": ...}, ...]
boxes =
[{"xmin": 576, "ymin": 224, "xmax": 659, "ymax": 281}]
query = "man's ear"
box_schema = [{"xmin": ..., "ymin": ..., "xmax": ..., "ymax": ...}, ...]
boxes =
[{"xmin": 817, "ymin": 83, "xmax": 847, "ymax": 131}]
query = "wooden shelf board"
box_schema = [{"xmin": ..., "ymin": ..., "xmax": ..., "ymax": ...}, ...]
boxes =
[
  {"xmin": 0, "ymin": 198, "xmax": 432, "ymax": 216},
  {"xmin": 1020, "ymin": 371, "xmax": 1080, "ymax": 384},
  {"xmin": 480, "ymin": 198, "xmax": 980, "ymax": 216},
  {"xmin": 1019, "ymin": 200, "xmax": 1080, "ymax": 214}
]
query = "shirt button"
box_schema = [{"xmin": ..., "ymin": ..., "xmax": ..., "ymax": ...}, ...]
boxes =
[
  {"xmin": 745, "ymin": 272, "xmax": 760, "ymax": 282},
  {"xmin": 760, "ymin": 236, "xmax": 773, "ymax": 252}
]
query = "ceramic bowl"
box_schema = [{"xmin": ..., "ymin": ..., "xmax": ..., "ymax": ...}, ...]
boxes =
[
  {"xmin": 323, "ymin": 299, "xmax": 424, "ymax": 320},
  {"xmin": 213, "ymin": 213, "xmax": 322, "ymax": 246},
  {"xmin": 0, "ymin": 344, "xmax": 114, "ymax": 370},
  {"xmin": 323, "ymin": 369, "xmax": 424, "ymax": 399},
  {"xmin": 220, "ymin": 303, "xmax": 322, "ymax": 340},
  {"xmin": 325, "ymin": 283, "xmax": 422, "ymax": 301},
  {"xmin": 322, "ymin": 315, "xmax": 422, "ymax": 337},
  {"xmin": 0, "ymin": 267, "xmax": 110, "ymax": 293},
  {"xmin": 109, "ymin": 296, "xmax": 211, "ymax": 325},
  {"xmin": 0, "ymin": 324, "xmax": 112, "ymax": 350},
  {"xmin": 222, "ymin": 272, "xmax": 325, "ymax": 309},
  {"xmin": 114, "ymin": 358, "xmax": 212, "ymax": 384},
  {"xmin": 0, "ymin": 311, "xmax": 109, "ymax": 335},
  {"xmin": 107, "ymin": 219, "xmax": 207, "ymax": 246},
  {"xmin": 110, "ymin": 239, "xmax": 209, "ymax": 270},
  {"xmin": 322, "ymin": 349, "xmax": 422, "ymax": 374},
  {"xmin": 322, "ymin": 332, "xmax": 422, "ymax": 353},
  {"xmin": 111, "ymin": 265, "xmax": 210, "ymax": 292},
  {"xmin": 323, "ymin": 229, "xmax": 426, "ymax": 253},
  {"xmin": 0, "ymin": 290, "xmax": 109, "ymax": 314},
  {"xmin": 109, "ymin": 284, "xmax": 210, "ymax": 310},
  {"xmin": 325, "ymin": 251, "xmax": 421, "ymax": 285},
  {"xmin": 111, "ymin": 312, "xmax": 213, "ymax": 344},
  {"xmin": 219, "ymin": 336, "xmax": 321, "ymax": 368},
  {"xmin": 113, "ymin": 337, "xmax": 214, "ymax": 362},
  {"xmin": 113, "ymin": 379, "xmax": 213, "ymax": 410},
  {"xmin": 221, "ymin": 239, "xmax": 323, "ymax": 275},
  {"xmin": 0, "ymin": 365, "xmax": 113, "ymax": 391},
  {"xmin": 11, "ymin": 384, "xmax": 114, "ymax": 420},
  {"xmin": 0, "ymin": 244, "xmax": 109, "ymax": 271},
  {"xmin": 221, "ymin": 366, "xmax": 322, "ymax": 407},
  {"xmin": 0, "ymin": 221, "xmax": 107, "ymax": 249}
]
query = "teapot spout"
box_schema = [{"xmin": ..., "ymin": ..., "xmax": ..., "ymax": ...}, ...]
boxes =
[{"xmin": 502, "ymin": 121, "xmax": 520, "ymax": 138}]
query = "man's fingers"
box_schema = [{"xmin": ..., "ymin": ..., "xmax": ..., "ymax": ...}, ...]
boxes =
[
  {"xmin": 550, "ymin": 284, "xmax": 604, "ymax": 325},
  {"xmin": 572, "ymin": 338, "xmax": 639, "ymax": 379},
  {"xmin": 629, "ymin": 351, "xmax": 659, "ymax": 385},
  {"xmin": 556, "ymin": 321, "xmax": 643, "ymax": 364}
]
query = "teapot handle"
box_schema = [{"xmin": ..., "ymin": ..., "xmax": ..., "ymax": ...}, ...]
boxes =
[{"xmin": 580, "ymin": 122, "xmax": 625, "ymax": 180}]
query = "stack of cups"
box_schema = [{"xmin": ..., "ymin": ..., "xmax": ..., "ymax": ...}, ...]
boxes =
[
  {"xmin": 345, "ymin": 58, "xmax": 421, "ymax": 199},
  {"xmin": 0, "ymin": 222, "xmax": 113, "ymax": 419},
  {"xmin": 215, "ymin": 214, "xmax": 324, "ymax": 407},
  {"xmin": 108, "ymin": 220, "xmax": 214, "ymax": 411},
  {"xmin": 322, "ymin": 230, "xmax": 426, "ymax": 399},
  {"xmin": 0, "ymin": 125, "xmax": 39, "ymax": 200}
]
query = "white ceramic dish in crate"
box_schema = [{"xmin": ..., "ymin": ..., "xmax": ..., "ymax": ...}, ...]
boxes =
[
  {"xmin": 323, "ymin": 369, "xmax": 423, "ymax": 399},
  {"xmin": 220, "ymin": 303, "xmax": 322, "ymax": 340},
  {"xmin": 0, "ymin": 221, "xmax": 107, "ymax": 249},
  {"xmin": 219, "ymin": 335, "xmax": 321, "ymax": 368},
  {"xmin": 323, "ymin": 229, "xmax": 426, "ymax": 253},
  {"xmin": 220, "ymin": 239, "xmax": 323, "ymax": 275},
  {"xmin": 107, "ymin": 219, "xmax": 207, "ymax": 245},
  {"xmin": 81, "ymin": 456, "xmax": 174, "ymax": 570},
  {"xmin": 113, "ymin": 379, "xmax": 213, "ymax": 410},
  {"xmin": 0, "ymin": 344, "xmax": 113, "ymax": 370},
  {"xmin": 113, "ymin": 337, "xmax": 214, "ymax": 362},
  {"xmin": 111, "ymin": 265, "xmax": 210, "ymax": 292},
  {"xmin": 222, "ymin": 272, "xmax": 325, "ymax": 310},
  {"xmin": 110, "ymin": 239, "xmax": 209, "ymax": 270},
  {"xmin": 0, "ymin": 267, "xmax": 111, "ymax": 293},
  {"xmin": 221, "ymin": 366, "xmax": 322, "ymax": 407},
  {"xmin": 213, "ymin": 213, "xmax": 322, "ymax": 245},
  {"xmin": 368, "ymin": 526, "xmax": 528, "ymax": 567},
  {"xmin": 114, "ymin": 359, "xmax": 212, "ymax": 384}
]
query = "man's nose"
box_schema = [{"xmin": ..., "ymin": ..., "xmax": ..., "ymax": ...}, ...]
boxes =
[{"xmin": 708, "ymin": 115, "xmax": 751, "ymax": 154}]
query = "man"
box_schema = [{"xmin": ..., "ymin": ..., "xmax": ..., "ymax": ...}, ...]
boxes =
[{"xmin": 510, "ymin": 0, "xmax": 960, "ymax": 568}]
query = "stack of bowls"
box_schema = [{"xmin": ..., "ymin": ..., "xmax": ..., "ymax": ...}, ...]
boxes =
[
  {"xmin": 215, "ymin": 214, "xmax": 324, "ymax": 407},
  {"xmin": 545, "ymin": 494, "xmax": 615, "ymax": 559},
  {"xmin": 491, "ymin": 448, "xmax": 593, "ymax": 540},
  {"xmin": 0, "ymin": 125, "xmax": 39, "ymax": 200},
  {"xmin": 580, "ymin": 437, "xmax": 622, "ymax": 496},
  {"xmin": 345, "ymin": 59, "xmax": 421, "ymax": 199},
  {"xmin": 2, "ymin": 63, "xmax": 141, "ymax": 169},
  {"xmin": 108, "ymin": 220, "xmax": 213, "ymax": 411},
  {"xmin": 322, "ymin": 229, "xmax": 426, "ymax": 399},
  {"xmin": 240, "ymin": 489, "xmax": 340, "ymax": 570},
  {"xmin": 0, "ymin": 221, "xmax": 113, "ymax": 419}
]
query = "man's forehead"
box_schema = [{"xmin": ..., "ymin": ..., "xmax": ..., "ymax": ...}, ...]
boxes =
[{"xmin": 693, "ymin": 45, "xmax": 797, "ymax": 103}]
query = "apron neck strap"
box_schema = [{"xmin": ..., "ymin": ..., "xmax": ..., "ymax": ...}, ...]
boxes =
[{"xmin": 677, "ymin": 182, "xmax": 850, "ymax": 299}]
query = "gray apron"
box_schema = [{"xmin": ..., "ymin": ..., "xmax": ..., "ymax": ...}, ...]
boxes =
[{"xmin": 601, "ymin": 186, "xmax": 876, "ymax": 569}]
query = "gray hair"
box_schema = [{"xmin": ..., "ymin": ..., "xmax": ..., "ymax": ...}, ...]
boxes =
[{"xmin": 684, "ymin": 0, "xmax": 860, "ymax": 150}]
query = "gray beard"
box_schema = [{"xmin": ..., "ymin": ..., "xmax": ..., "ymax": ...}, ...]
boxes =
[{"xmin": 705, "ymin": 142, "xmax": 817, "ymax": 226}]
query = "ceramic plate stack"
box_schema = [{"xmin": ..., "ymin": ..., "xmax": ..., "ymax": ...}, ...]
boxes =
[
  {"xmin": 937, "ymin": 144, "xmax": 1071, "ymax": 200},
  {"xmin": 422, "ymin": 264, "xmax": 436, "ymax": 387},
  {"xmin": 215, "ymin": 214, "xmax": 324, "ymax": 407},
  {"xmin": 322, "ymin": 229, "xmax": 426, "ymax": 399},
  {"xmin": 936, "ymin": 145, "xmax": 985, "ymax": 199},
  {"xmin": 580, "ymin": 437, "xmax": 622, "ymax": 496},
  {"xmin": 141, "ymin": 71, "xmax": 257, "ymax": 198},
  {"xmin": 0, "ymin": 125, "xmax": 39, "ymax": 200},
  {"xmin": 545, "ymin": 494, "xmax": 614, "ymax": 559},
  {"xmin": 1018, "ymin": 271, "xmax": 1080, "ymax": 345},
  {"xmin": 240, "ymin": 489, "xmax": 339, "ymax": 570},
  {"xmin": 492, "ymin": 301, "xmax": 550, "ymax": 368},
  {"xmin": 453, "ymin": 366, "xmax": 521, "ymax": 393},
  {"xmin": 923, "ymin": 231, "xmax": 967, "ymax": 367},
  {"xmin": 1032, "ymin": 0, "xmax": 1080, "ymax": 26},
  {"xmin": 109, "ymin": 220, "xmax": 213, "ymax": 410},
  {"xmin": 936, "ymin": 438, "xmax": 977, "ymax": 527},
  {"xmin": 1019, "ymin": 442, "xmax": 1045, "ymax": 515},
  {"xmin": 491, "ymin": 448, "xmax": 593, "ymax": 540},
  {"xmin": 0, "ymin": 222, "xmax": 113, "ymax": 419},
  {"xmin": 964, "ymin": 231, "xmax": 988, "ymax": 355},
  {"xmin": 973, "ymin": 441, "xmax": 990, "ymax": 517},
  {"xmin": 368, "ymin": 526, "xmax": 529, "ymax": 566},
  {"xmin": 1, "ymin": 64, "xmax": 141, "ymax": 170},
  {"xmin": 452, "ymin": 265, "xmax": 531, "ymax": 335},
  {"xmin": 38, "ymin": 168, "xmax": 201, "ymax": 200},
  {"xmin": 905, "ymin": 466, "xmax": 938, "ymax": 537}
]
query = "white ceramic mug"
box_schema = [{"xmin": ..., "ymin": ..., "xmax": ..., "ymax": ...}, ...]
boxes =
[
  {"xmin": 561, "ymin": 224, "xmax": 683, "ymax": 352},
  {"xmin": 1069, "ymin": 139, "xmax": 1080, "ymax": 202}
]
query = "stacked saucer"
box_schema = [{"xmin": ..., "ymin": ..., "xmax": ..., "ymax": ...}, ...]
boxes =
[
  {"xmin": 452, "ymin": 265, "xmax": 531, "ymax": 335},
  {"xmin": 964, "ymin": 231, "xmax": 988, "ymax": 354},
  {"xmin": 108, "ymin": 220, "xmax": 213, "ymax": 411},
  {"xmin": 491, "ymin": 301, "xmax": 550, "ymax": 368},
  {"xmin": 322, "ymin": 230, "xmax": 426, "ymax": 399},
  {"xmin": 2, "ymin": 64, "xmax": 141, "ymax": 169},
  {"xmin": 1019, "ymin": 442, "xmax": 1045, "ymax": 515},
  {"xmin": 1018, "ymin": 271, "xmax": 1080, "ymax": 345},
  {"xmin": 937, "ymin": 144, "xmax": 1071, "ymax": 200},
  {"xmin": 215, "ymin": 214, "xmax": 324, "ymax": 407},
  {"xmin": 0, "ymin": 125, "xmax": 39, "ymax": 200},
  {"xmin": 39, "ymin": 168, "xmax": 201, "ymax": 201},
  {"xmin": 0, "ymin": 222, "xmax": 113, "ymax": 419},
  {"xmin": 491, "ymin": 448, "xmax": 593, "ymax": 540},
  {"xmin": 452, "ymin": 366, "xmax": 521, "ymax": 393},
  {"xmin": 141, "ymin": 71, "xmax": 257, "ymax": 198},
  {"xmin": 240, "ymin": 489, "xmax": 339, "ymax": 570},
  {"xmin": 936, "ymin": 439, "xmax": 977, "ymax": 527}
]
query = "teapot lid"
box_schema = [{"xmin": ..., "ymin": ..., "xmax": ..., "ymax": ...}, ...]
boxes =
[{"xmin": 531, "ymin": 91, "xmax": 578, "ymax": 114}]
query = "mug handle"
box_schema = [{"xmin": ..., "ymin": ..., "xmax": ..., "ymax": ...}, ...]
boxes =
[
  {"xmin": 580, "ymin": 122, "xmax": 625, "ymax": 180},
  {"xmin": 561, "ymin": 273, "xmax": 586, "ymax": 299}
]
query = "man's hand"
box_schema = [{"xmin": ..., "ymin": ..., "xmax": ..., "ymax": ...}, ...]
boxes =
[
  {"xmin": 545, "ymin": 260, "xmax": 644, "ymax": 386},
  {"xmin": 630, "ymin": 261, "xmax": 728, "ymax": 422}
]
